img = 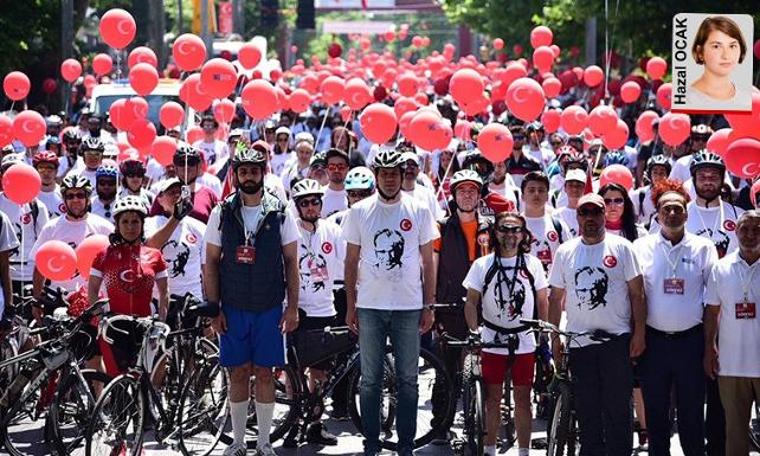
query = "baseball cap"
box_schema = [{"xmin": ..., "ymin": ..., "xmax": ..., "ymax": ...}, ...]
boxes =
[
  {"xmin": 577, "ymin": 193, "xmax": 606, "ymax": 209},
  {"xmin": 275, "ymin": 126, "xmax": 291, "ymax": 138},
  {"xmin": 156, "ymin": 177, "xmax": 182, "ymax": 195},
  {"xmin": 294, "ymin": 132, "xmax": 315, "ymax": 146},
  {"xmin": 565, "ymin": 169, "xmax": 587, "ymax": 184},
  {"xmin": 251, "ymin": 140, "xmax": 271, "ymax": 154}
]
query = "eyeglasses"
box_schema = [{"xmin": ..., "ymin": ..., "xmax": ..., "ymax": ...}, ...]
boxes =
[
  {"xmin": 64, "ymin": 192, "xmax": 87, "ymax": 200},
  {"xmin": 297, "ymin": 198, "xmax": 322, "ymax": 208},
  {"xmin": 578, "ymin": 207, "xmax": 604, "ymax": 217},
  {"xmin": 603, "ymin": 197, "xmax": 625, "ymax": 206},
  {"xmin": 495, "ymin": 225, "xmax": 523, "ymax": 234},
  {"xmin": 347, "ymin": 190, "xmax": 373, "ymax": 199},
  {"xmin": 327, "ymin": 163, "xmax": 348, "ymax": 172},
  {"xmin": 83, "ymin": 150, "xmax": 102, "ymax": 156}
]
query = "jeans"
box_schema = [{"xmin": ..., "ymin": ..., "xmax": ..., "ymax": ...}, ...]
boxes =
[
  {"xmin": 570, "ymin": 334, "xmax": 633, "ymax": 456},
  {"xmin": 639, "ymin": 326, "xmax": 705, "ymax": 456},
  {"xmin": 358, "ymin": 308, "xmax": 421, "ymax": 456}
]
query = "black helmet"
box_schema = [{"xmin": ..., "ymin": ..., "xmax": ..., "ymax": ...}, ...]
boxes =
[
  {"xmin": 62, "ymin": 129, "xmax": 80, "ymax": 143},
  {"xmin": 61, "ymin": 174, "xmax": 93, "ymax": 195},
  {"xmin": 232, "ymin": 146, "xmax": 267, "ymax": 170},
  {"xmin": 371, "ymin": 149, "xmax": 404, "ymax": 169},
  {"xmin": 81, "ymin": 137, "xmax": 104, "ymax": 153},
  {"xmin": 689, "ymin": 149, "xmax": 725, "ymax": 178},
  {"xmin": 646, "ymin": 154, "xmax": 672, "ymax": 178},
  {"xmin": 173, "ymin": 142, "xmax": 202, "ymax": 165}
]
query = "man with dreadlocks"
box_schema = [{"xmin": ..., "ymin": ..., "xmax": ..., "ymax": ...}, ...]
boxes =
[{"xmin": 463, "ymin": 211, "xmax": 549, "ymax": 456}]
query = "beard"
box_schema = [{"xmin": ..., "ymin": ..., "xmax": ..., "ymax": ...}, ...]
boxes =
[
  {"xmin": 97, "ymin": 190, "xmax": 117, "ymax": 201},
  {"xmin": 240, "ymin": 180, "xmax": 263, "ymax": 195}
]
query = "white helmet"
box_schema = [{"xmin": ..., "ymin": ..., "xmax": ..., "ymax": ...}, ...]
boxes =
[
  {"xmin": 291, "ymin": 178, "xmax": 324, "ymax": 200},
  {"xmin": 112, "ymin": 195, "xmax": 148, "ymax": 219},
  {"xmin": 450, "ymin": 169, "xmax": 483, "ymax": 191}
]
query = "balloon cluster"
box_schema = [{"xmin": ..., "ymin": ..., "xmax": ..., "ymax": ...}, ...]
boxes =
[{"xmin": 34, "ymin": 235, "xmax": 110, "ymax": 281}]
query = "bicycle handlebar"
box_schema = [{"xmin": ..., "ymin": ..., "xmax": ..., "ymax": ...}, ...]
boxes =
[
  {"xmin": 519, "ymin": 319, "xmax": 614, "ymax": 342},
  {"xmin": 98, "ymin": 313, "xmax": 171, "ymax": 345}
]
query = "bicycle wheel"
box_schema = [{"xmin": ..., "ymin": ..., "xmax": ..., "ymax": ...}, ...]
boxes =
[
  {"xmin": 178, "ymin": 352, "xmax": 230, "ymax": 456},
  {"xmin": 0, "ymin": 338, "xmax": 19, "ymax": 392},
  {"xmin": 85, "ymin": 375, "xmax": 145, "ymax": 456},
  {"xmin": 48, "ymin": 369, "xmax": 111, "ymax": 455},
  {"xmin": 750, "ymin": 402, "xmax": 760, "ymax": 451},
  {"xmin": 546, "ymin": 383, "xmax": 577, "ymax": 456},
  {"xmin": 349, "ymin": 347, "xmax": 455, "ymax": 451},
  {"xmin": 1, "ymin": 368, "xmax": 51, "ymax": 456},
  {"xmin": 462, "ymin": 354, "xmax": 485, "ymax": 456}
]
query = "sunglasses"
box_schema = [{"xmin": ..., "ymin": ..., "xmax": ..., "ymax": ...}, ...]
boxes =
[
  {"xmin": 496, "ymin": 225, "xmax": 523, "ymax": 234},
  {"xmin": 513, "ymin": 135, "xmax": 525, "ymax": 141},
  {"xmin": 297, "ymin": 198, "xmax": 322, "ymax": 208},
  {"xmin": 64, "ymin": 192, "xmax": 88, "ymax": 200},
  {"xmin": 327, "ymin": 163, "xmax": 348, "ymax": 172},
  {"xmin": 603, "ymin": 197, "xmax": 625, "ymax": 206},
  {"xmin": 578, "ymin": 207, "xmax": 604, "ymax": 217},
  {"xmin": 83, "ymin": 150, "xmax": 102, "ymax": 156},
  {"xmin": 347, "ymin": 190, "xmax": 373, "ymax": 199}
]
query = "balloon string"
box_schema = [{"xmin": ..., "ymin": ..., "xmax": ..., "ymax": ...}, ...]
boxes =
[
  {"xmin": 336, "ymin": 109, "xmax": 352, "ymax": 154},
  {"xmin": 433, "ymin": 148, "xmax": 456, "ymax": 213},
  {"xmin": 315, "ymin": 107, "xmax": 330, "ymax": 152}
]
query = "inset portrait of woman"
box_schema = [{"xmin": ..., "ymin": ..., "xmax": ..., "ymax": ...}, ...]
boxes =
[{"xmin": 686, "ymin": 16, "xmax": 751, "ymax": 107}]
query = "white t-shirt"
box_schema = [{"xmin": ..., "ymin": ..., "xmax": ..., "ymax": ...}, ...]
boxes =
[
  {"xmin": 523, "ymin": 145, "xmax": 554, "ymax": 169},
  {"xmin": 29, "ymin": 214, "xmax": 114, "ymax": 291},
  {"xmin": 295, "ymin": 219, "xmax": 344, "ymax": 317},
  {"xmin": 145, "ymin": 158, "xmax": 166, "ymax": 187},
  {"xmin": 144, "ymin": 215, "xmax": 207, "ymax": 298},
  {"xmin": 524, "ymin": 214, "xmax": 570, "ymax": 271},
  {"xmin": 668, "ymin": 155, "xmax": 692, "ymax": 184},
  {"xmin": 0, "ymin": 212, "xmax": 21, "ymax": 316},
  {"xmin": 404, "ymin": 185, "xmax": 445, "ymax": 221},
  {"xmin": 342, "ymin": 193, "xmax": 438, "ymax": 310},
  {"xmin": 0, "ymin": 194, "xmax": 50, "ymax": 281},
  {"xmin": 270, "ymin": 151, "xmax": 293, "ymax": 177},
  {"xmin": 463, "ymin": 253, "xmax": 548, "ymax": 355},
  {"xmin": 37, "ymin": 186, "xmax": 65, "ymax": 218},
  {"xmin": 634, "ymin": 232, "xmax": 718, "ymax": 332},
  {"xmin": 650, "ymin": 200, "xmax": 743, "ymax": 259},
  {"xmin": 196, "ymin": 173, "xmax": 223, "ymax": 199},
  {"xmin": 265, "ymin": 173, "xmax": 287, "ymax": 202},
  {"xmin": 192, "ymin": 139, "xmax": 229, "ymax": 166},
  {"xmin": 548, "ymin": 234, "xmax": 642, "ymax": 346},
  {"xmin": 321, "ymin": 186, "xmax": 348, "ymax": 218},
  {"xmin": 705, "ymin": 251, "xmax": 760, "ymax": 378},
  {"xmin": 554, "ymin": 207, "xmax": 579, "ymax": 238},
  {"xmin": 89, "ymin": 197, "xmax": 116, "ymax": 224},
  {"xmin": 204, "ymin": 202, "xmax": 299, "ymax": 249},
  {"xmin": 630, "ymin": 185, "xmax": 655, "ymax": 225}
]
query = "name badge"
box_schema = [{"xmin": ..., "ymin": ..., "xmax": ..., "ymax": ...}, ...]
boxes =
[
  {"xmin": 735, "ymin": 302, "xmax": 756, "ymax": 319},
  {"xmin": 310, "ymin": 266, "xmax": 329, "ymax": 283},
  {"xmin": 663, "ymin": 278, "xmax": 685, "ymax": 295},
  {"xmin": 236, "ymin": 245, "xmax": 256, "ymax": 264}
]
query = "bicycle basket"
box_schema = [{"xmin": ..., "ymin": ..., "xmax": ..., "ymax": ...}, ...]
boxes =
[{"xmin": 288, "ymin": 327, "xmax": 357, "ymax": 367}]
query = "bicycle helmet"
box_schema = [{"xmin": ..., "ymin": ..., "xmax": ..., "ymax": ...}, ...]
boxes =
[
  {"xmin": 112, "ymin": 195, "xmax": 148, "ymax": 219},
  {"xmin": 62, "ymin": 129, "xmax": 80, "ymax": 143},
  {"xmin": 119, "ymin": 158, "xmax": 146, "ymax": 176},
  {"xmin": 1, "ymin": 153, "xmax": 25, "ymax": 170},
  {"xmin": 372, "ymin": 149, "xmax": 404, "ymax": 169},
  {"xmin": 291, "ymin": 178, "xmax": 324, "ymax": 200},
  {"xmin": 525, "ymin": 121, "xmax": 544, "ymax": 134},
  {"xmin": 603, "ymin": 151, "xmax": 629, "ymax": 167},
  {"xmin": 309, "ymin": 152, "xmax": 327, "ymax": 168},
  {"xmin": 690, "ymin": 124, "xmax": 713, "ymax": 138},
  {"xmin": 46, "ymin": 136, "xmax": 61, "ymax": 148},
  {"xmin": 232, "ymin": 146, "xmax": 267, "ymax": 170},
  {"xmin": 95, "ymin": 164, "xmax": 118, "ymax": 180},
  {"xmin": 450, "ymin": 169, "xmax": 483, "ymax": 192},
  {"xmin": 46, "ymin": 115, "xmax": 63, "ymax": 127},
  {"xmin": 81, "ymin": 137, "xmax": 104, "ymax": 153},
  {"xmin": 344, "ymin": 167, "xmax": 376, "ymax": 191},
  {"xmin": 61, "ymin": 174, "xmax": 93, "ymax": 195},
  {"xmin": 173, "ymin": 142, "xmax": 202, "ymax": 164},
  {"xmin": 645, "ymin": 154, "xmax": 672, "ymax": 177},
  {"xmin": 32, "ymin": 151, "xmax": 60, "ymax": 168},
  {"xmin": 689, "ymin": 149, "xmax": 725, "ymax": 178}
]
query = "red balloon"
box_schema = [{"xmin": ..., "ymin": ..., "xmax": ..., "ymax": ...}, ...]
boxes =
[
  {"xmin": 127, "ymin": 119, "xmax": 156, "ymax": 150},
  {"xmin": 724, "ymin": 90, "xmax": 760, "ymax": 138},
  {"xmin": 724, "ymin": 138, "xmax": 760, "ymax": 179},
  {"xmin": 505, "ymin": 78, "xmax": 545, "ymax": 122},
  {"xmin": 327, "ymin": 42, "xmax": 343, "ymax": 59},
  {"xmin": 619, "ymin": 81, "xmax": 642, "ymax": 104},
  {"xmin": 394, "ymin": 97, "xmax": 418, "ymax": 119},
  {"xmin": 560, "ymin": 106, "xmax": 588, "ymax": 135},
  {"xmin": 498, "ymin": 62, "xmax": 528, "ymax": 90},
  {"xmin": 454, "ymin": 119, "xmax": 472, "ymax": 140},
  {"xmin": 398, "ymin": 111, "xmax": 416, "ymax": 139},
  {"xmin": 60, "ymin": 59, "xmax": 82, "ymax": 83},
  {"xmin": 493, "ymin": 38, "xmax": 504, "ymax": 50},
  {"xmin": 542, "ymin": 77, "xmax": 562, "ymax": 99},
  {"xmin": 186, "ymin": 126, "xmax": 204, "ymax": 145},
  {"xmin": 173, "ymin": 34, "xmax": 207, "ymax": 72},
  {"xmin": 635, "ymin": 110, "xmax": 659, "ymax": 143},
  {"xmin": 656, "ymin": 83, "xmax": 672, "ymax": 110},
  {"xmin": 478, "ymin": 123, "xmax": 514, "ymax": 163},
  {"xmin": 659, "ymin": 112, "xmax": 691, "ymax": 147},
  {"xmin": 108, "ymin": 99, "xmax": 135, "ymax": 131},
  {"xmin": 213, "ymin": 98, "xmax": 235, "ymax": 124},
  {"xmin": 75, "ymin": 235, "xmax": 109, "ymax": 280},
  {"xmin": 35, "ymin": 240, "xmax": 77, "ymax": 281},
  {"xmin": 412, "ymin": 36, "xmax": 424, "ymax": 48},
  {"xmin": 159, "ymin": 102, "xmax": 185, "ymax": 130},
  {"xmin": 128, "ymin": 46, "xmax": 158, "ymax": 69},
  {"xmin": 646, "ymin": 57, "xmax": 667, "ymax": 80},
  {"xmin": 340, "ymin": 106, "xmax": 353, "ymax": 123},
  {"xmin": 551, "ymin": 44, "xmax": 561, "ymax": 58},
  {"xmin": 180, "ymin": 74, "xmax": 213, "ymax": 112},
  {"xmin": 1, "ymin": 163, "xmax": 40, "ymax": 204},
  {"xmin": 532, "ymin": 46, "xmax": 555, "ymax": 73},
  {"xmin": 530, "ymin": 26, "xmax": 553, "ymax": 48},
  {"xmin": 12, "ymin": 110, "xmax": 46, "ymax": 147},
  {"xmin": 288, "ymin": 88, "xmax": 311, "ymax": 113},
  {"xmin": 344, "ymin": 78, "xmax": 372, "ymax": 111},
  {"xmin": 583, "ymin": 65, "xmax": 604, "ymax": 87},
  {"xmin": 129, "ymin": 63, "xmax": 159, "ymax": 97},
  {"xmin": 99, "ymin": 8, "xmax": 136, "ymax": 50},
  {"xmin": 407, "ymin": 110, "xmax": 451, "ymax": 151},
  {"xmin": 513, "ymin": 44, "xmax": 524, "ymax": 57},
  {"xmin": 200, "ymin": 58, "xmax": 238, "ymax": 99},
  {"xmin": 3, "ymin": 71, "xmax": 30, "ymax": 101},
  {"xmin": 541, "ymin": 109, "xmax": 561, "ymax": 133},
  {"xmin": 450, "ymin": 69, "xmax": 484, "ymax": 106},
  {"xmin": 320, "ymin": 76, "xmax": 345, "ymax": 105},
  {"xmin": 397, "ymin": 73, "xmax": 418, "ymax": 98},
  {"xmin": 126, "ymin": 97, "xmax": 148, "ymax": 124},
  {"xmin": 0, "ymin": 115, "xmax": 13, "ymax": 147},
  {"xmin": 603, "ymin": 119, "xmax": 629, "ymax": 150},
  {"xmin": 42, "ymin": 78, "xmax": 57, "ymax": 95},
  {"xmin": 92, "ymin": 53, "xmax": 113, "ymax": 76},
  {"xmin": 359, "ymin": 103, "xmax": 397, "ymax": 144},
  {"xmin": 588, "ymin": 105, "xmax": 618, "ymax": 136},
  {"xmin": 241, "ymin": 80, "xmax": 278, "ymax": 120},
  {"xmin": 239, "ymin": 43, "xmax": 262, "ymax": 69},
  {"xmin": 152, "ymin": 136, "xmax": 177, "ymax": 167},
  {"xmin": 600, "ymin": 164, "xmax": 634, "ymax": 191},
  {"xmin": 707, "ymin": 128, "xmax": 732, "ymax": 157},
  {"xmin": 414, "ymin": 92, "xmax": 429, "ymax": 106},
  {"xmin": 461, "ymin": 95, "xmax": 490, "ymax": 116}
]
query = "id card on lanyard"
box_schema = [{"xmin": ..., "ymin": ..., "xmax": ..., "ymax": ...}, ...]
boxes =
[
  {"xmin": 660, "ymin": 240, "xmax": 686, "ymax": 295},
  {"xmin": 736, "ymin": 262, "xmax": 758, "ymax": 319}
]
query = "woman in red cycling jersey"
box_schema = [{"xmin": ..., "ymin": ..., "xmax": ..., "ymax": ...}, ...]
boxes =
[{"xmin": 88, "ymin": 195, "xmax": 169, "ymax": 375}]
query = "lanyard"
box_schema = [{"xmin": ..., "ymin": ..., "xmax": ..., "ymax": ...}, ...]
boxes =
[
  {"xmin": 694, "ymin": 202, "xmax": 723, "ymax": 237},
  {"xmin": 739, "ymin": 261, "xmax": 760, "ymax": 302},
  {"xmin": 658, "ymin": 237, "xmax": 686, "ymax": 278}
]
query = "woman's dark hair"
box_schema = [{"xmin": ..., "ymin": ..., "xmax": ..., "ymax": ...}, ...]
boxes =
[
  {"xmin": 692, "ymin": 16, "xmax": 747, "ymax": 64},
  {"xmin": 492, "ymin": 211, "xmax": 533, "ymax": 256},
  {"xmin": 109, "ymin": 212, "xmax": 146, "ymax": 246},
  {"xmin": 331, "ymin": 126, "xmax": 357, "ymax": 152},
  {"xmin": 598, "ymin": 183, "xmax": 639, "ymax": 241}
]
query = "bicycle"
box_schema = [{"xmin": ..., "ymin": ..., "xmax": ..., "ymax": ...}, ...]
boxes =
[
  {"xmin": 751, "ymin": 401, "xmax": 760, "ymax": 451},
  {"xmin": 519, "ymin": 318, "xmax": 613, "ymax": 456},
  {"xmin": 0, "ymin": 297, "xmax": 111, "ymax": 456},
  {"xmin": 85, "ymin": 306, "xmax": 227, "ymax": 456}
]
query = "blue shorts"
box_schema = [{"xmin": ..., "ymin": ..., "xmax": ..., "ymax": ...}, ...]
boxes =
[{"xmin": 219, "ymin": 305, "xmax": 286, "ymax": 368}]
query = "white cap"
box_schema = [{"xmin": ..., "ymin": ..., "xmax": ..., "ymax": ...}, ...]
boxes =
[
  {"xmin": 275, "ymin": 126, "xmax": 291, "ymax": 138},
  {"xmin": 565, "ymin": 169, "xmax": 587, "ymax": 184}
]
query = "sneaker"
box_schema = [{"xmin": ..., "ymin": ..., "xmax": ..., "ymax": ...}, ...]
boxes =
[
  {"xmin": 306, "ymin": 422, "xmax": 338, "ymax": 446},
  {"xmin": 256, "ymin": 442, "xmax": 277, "ymax": 456},
  {"xmin": 223, "ymin": 442, "xmax": 248, "ymax": 456}
]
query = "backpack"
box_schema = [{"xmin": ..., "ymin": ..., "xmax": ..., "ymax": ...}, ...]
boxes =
[
  {"xmin": 550, "ymin": 216, "xmax": 564, "ymax": 244},
  {"xmin": 481, "ymin": 253, "xmax": 537, "ymax": 334}
]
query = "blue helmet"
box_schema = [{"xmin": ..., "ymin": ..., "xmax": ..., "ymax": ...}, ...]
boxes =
[
  {"xmin": 344, "ymin": 166, "xmax": 375, "ymax": 191},
  {"xmin": 95, "ymin": 164, "xmax": 118, "ymax": 180},
  {"xmin": 603, "ymin": 151, "xmax": 629, "ymax": 167}
]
